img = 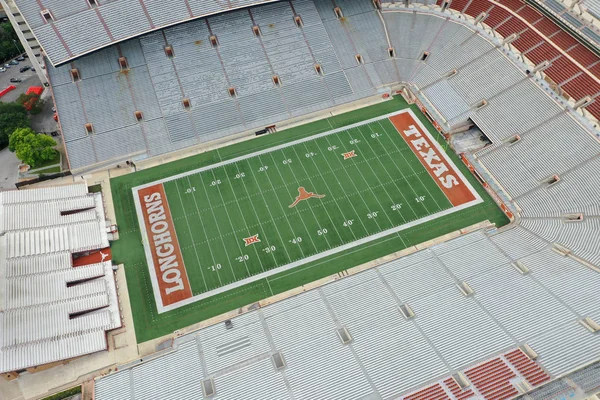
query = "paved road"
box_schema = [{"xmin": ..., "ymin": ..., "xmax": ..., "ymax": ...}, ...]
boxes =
[
  {"xmin": 30, "ymin": 90, "xmax": 58, "ymax": 133},
  {"xmin": 0, "ymin": 56, "xmax": 42, "ymax": 103},
  {"xmin": 0, "ymin": 147, "xmax": 20, "ymax": 190}
]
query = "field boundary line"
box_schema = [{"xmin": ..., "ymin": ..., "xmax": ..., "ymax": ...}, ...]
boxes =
[
  {"xmin": 155, "ymin": 197, "xmax": 481, "ymax": 312},
  {"xmin": 132, "ymin": 110, "xmax": 429, "ymax": 191}
]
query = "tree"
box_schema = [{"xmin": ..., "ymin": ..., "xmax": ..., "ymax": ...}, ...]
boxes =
[
  {"xmin": 9, "ymin": 127, "xmax": 57, "ymax": 168},
  {"xmin": 0, "ymin": 102, "xmax": 29, "ymax": 149},
  {"xmin": 0, "ymin": 22, "xmax": 22, "ymax": 63}
]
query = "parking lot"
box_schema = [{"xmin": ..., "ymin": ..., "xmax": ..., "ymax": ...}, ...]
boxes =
[{"xmin": 0, "ymin": 55, "xmax": 42, "ymax": 103}]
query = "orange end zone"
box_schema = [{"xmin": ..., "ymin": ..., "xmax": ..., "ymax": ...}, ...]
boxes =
[
  {"xmin": 389, "ymin": 113, "xmax": 476, "ymax": 207},
  {"xmin": 138, "ymin": 183, "xmax": 192, "ymax": 307}
]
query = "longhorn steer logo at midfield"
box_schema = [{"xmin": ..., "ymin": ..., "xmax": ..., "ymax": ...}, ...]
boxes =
[{"xmin": 288, "ymin": 187, "xmax": 326, "ymax": 208}]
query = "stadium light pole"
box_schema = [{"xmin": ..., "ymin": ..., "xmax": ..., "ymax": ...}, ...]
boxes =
[{"xmin": 12, "ymin": 39, "xmax": 20, "ymax": 54}]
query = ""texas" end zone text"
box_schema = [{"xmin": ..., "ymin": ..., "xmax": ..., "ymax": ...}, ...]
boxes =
[{"xmin": 389, "ymin": 112, "xmax": 476, "ymax": 207}]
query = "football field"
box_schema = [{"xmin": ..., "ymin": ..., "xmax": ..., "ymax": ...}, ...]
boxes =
[{"xmin": 133, "ymin": 109, "xmax": 481, "ymax": 312}]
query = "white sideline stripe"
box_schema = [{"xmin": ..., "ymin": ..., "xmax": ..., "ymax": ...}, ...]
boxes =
[
  {"xmin": 157, "ymin": 199, "xmax": 481, "ymax": 312},
  {"xmin": 132, "ymin": 108, "xmax": 483, "ymax": 313}
]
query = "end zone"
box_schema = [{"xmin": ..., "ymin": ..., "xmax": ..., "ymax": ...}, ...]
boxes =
[
  {"xmin": 135, "ymin": 183, "xmax": 192, "ymax": 308},
  {"xmin": 389, "ymin": 111, "xmax": 477, "ymax": 207}
]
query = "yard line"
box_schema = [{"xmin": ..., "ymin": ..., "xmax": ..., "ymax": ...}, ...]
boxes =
[
  {"xmin": 322, "ymin": 130, "xmax": 394, "ymax": 231},
  {"xmin": 230, "ymin": 163, "xmax": 279, "ymax": 270},
  {"xmin": 290, "ymin": 143, "xmax": 360, "ymax": 241},
  {"xmin": 193, "ymin": 174, "xmax": 238, "ymax": 282},
  {"xmin": 353, "ymin": 124, "xmax": 418, "ymax": 221},
  {"xmin": 266, "ymin": 150, "xmax": 326, "ymax": 251},
  {"xmin": 254, "ymin": 154, "xmax": 312, "ymax": 257},
  {"xmin": 375, "ymin": 120, "xmax": 445, "ymax": 214},
  {"xmin": 174, "ymin": 179, "xmax": 219, "ymax": 290},
  {"xmin": 274, "ymin": 148, "xmax": 341, "ymax": 248},
  {"xmin": 300, "ymin": 139, "xmax": 371, "ymax": 236},
  {"xmin": 209, "ymin": 168, "xmax": 253, "ymax": 277},
  {"xmin": 333, "ymin": 126, "xmax": 405, "ymax": 227},
  {"xmin": 243, "ymin": 158, "xmax": 297, "ymax": 263}
]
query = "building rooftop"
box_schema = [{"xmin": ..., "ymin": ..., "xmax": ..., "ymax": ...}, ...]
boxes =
[
  {"xmin": 0, "ymin": 184, "xmax": 121, "ymax": 374},
  {"xmin": 13, "ymin": 0, "xmax": 282, "ymax": 66}
]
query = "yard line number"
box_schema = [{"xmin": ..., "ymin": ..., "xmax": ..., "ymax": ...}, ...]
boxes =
[
  {"xmin": 185, "ymin": 187, "xmax": 196, "ymax": 194},
  {"xmin": 262, "ymin": 246, "xmax": 276, "ymax": 253},
  {"xmin": 391, "ymin": 203, "xmax": 403, "ymax": 211},
  {"xmin": 415, "ymin": 196, "xmax": 426, "ymax": 203},
  {"xmin": 289, "ymin": 237, "xmax": 302, "ymax": 244},
  {"xmin": 208, "ymin": 264, "xmax": 222, "ymax": 271}
]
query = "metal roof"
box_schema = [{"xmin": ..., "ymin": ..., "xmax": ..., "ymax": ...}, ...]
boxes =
[
  {"xmin": 13, "ymin": 0, "xmax": 284, "ymax": 66},
  {"xmin": 0, "ymin": 184, "xmax": 121, "ymax": 373}
]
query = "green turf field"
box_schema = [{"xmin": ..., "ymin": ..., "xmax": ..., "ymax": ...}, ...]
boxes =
[{"xmin": 111, "ymin": 97, "xmax": 509, "ymax": 342}]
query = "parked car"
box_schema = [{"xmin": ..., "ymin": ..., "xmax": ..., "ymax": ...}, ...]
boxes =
[
  {"xmin": 9, "ymin": 78, "xmax": 22, "ymax": 83},
  {"xmin": 16, "ymin": 56, "xmax": 25, "ymax": 61},
  {"xmin": 4, "ymin": 64, "xmax": 10, "ymax": 68},
  {"xmin": 0, "ymin": 67, "xmax": 6, "ymax": 73},
  {"xmin": 19, "ymin": 66, "xmax": 30, "ymax": 72},
  {"xmin": 31, "ymin": 67, "xmax": 35, "ymax": 72},
  {"xmin": 9, "ymin": 60, "xmax": 19, "ymax": 65}
]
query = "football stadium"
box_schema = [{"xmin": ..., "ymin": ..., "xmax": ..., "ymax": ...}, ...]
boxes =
[{"xmin": 1, "ymin": 0, "xmax": 600, "ymax": 399}]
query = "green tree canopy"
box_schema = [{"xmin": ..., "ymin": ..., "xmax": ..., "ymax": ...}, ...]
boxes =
[
  {"xmin": 9, "ymin": 127, "xmax": 57, "ymax": 168},
  {"xmin": 0, "ymin": 22, "xmax": 23, "ymax": 63},
  {"xmin": 0, "ymin": 102, "xmax": 29, "ymax": 149}
]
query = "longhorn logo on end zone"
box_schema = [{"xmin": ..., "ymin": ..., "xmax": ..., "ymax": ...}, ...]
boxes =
[{"xmin": 137, "ymin": 184, "xmax": 192, "ymax": 307}]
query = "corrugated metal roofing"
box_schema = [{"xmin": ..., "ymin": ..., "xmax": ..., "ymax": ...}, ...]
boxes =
[
  {"xmin": 0, "ymin": 185, "xmax": 121, "ymax": 373},
  {"xmin": 13, "ymin": 0, "xmax": 285, "ymax": 66}
]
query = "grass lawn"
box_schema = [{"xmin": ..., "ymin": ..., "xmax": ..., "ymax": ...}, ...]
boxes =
[
  {"xmin": 111, "ymin": 97, "xmax": 509, "ymax": 342},
  {"xmin": 32, "ymin": 165, "xmax": 61, "ymax": 174},
  {"xmin": 31, "ymin": 150, "xmax": 60, "ymax": 170}
]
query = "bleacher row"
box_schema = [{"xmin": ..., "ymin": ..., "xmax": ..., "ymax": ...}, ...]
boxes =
[
  {"xmin": 51, "ymin": 0, "xmax": 391, "ymax": 170},
  {"xmin": 434, "ymin": 0, "xmax": 600, "ymax": 119},
  {"xmin": 48, "ymin": 0, "xmax": 600, "ymax": 171},
  {"xmin": 94, "ymin": 227, "xmax": 600, "ymax": 399},
  {"xmin": 382, "ymin": 9, "xmax": 600, "ymax": 275},
  {"xmin": 0, "ymin": 184, "xmax": 121, "ymax": 374}
]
